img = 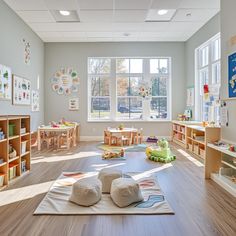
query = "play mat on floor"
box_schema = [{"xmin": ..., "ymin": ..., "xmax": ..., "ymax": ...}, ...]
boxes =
[
  {"xmin": 97, "ymin": 143, "xmax": 147, "ymax": 153},
  {"xmin": 34, "ymin": 171, "xmax": 174, "ymax": 215}
]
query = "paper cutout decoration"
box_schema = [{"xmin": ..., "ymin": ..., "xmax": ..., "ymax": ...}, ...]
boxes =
[
  {"xmin": 51, "ymin": 68, "xmax": 80, "ymax": 96},
  {"xmin": 13, "ymin": 75, "xmax": 31, "ymax": 105},
  {"xmin": 23, "ymin": 39, "xmax": 30, "ymax": 65},
  {"xmin": 69, "ymin": 98, "xmax": 79, "ymax": 111},
  {"xmin": 0, "ymin": 64, "xmax": 12, "ymax": 100},
  {"xmin": 228, "ymin": 52, "xmax": 236, "ymax": 98},
  {"xmin": 186, "ymin": 87, "xmax": 194, "ymax": 107},
  {"xmin": 32, "ymin": 90, "xmax": 40, "ymax": 112},
  {"xmin": 203, "ymin": 84, "xmax": 210, "ymax": 102},
  {"xmin": 138, "ymin": 82, "xmax": 152, "ymax": 99}
]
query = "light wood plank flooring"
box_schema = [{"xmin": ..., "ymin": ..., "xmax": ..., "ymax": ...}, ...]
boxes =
[{"xmin": 0, "ymin": 142, "xmax": 235, "ymax": 236}]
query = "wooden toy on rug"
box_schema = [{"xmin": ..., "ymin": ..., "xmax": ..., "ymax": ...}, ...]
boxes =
[
  {"xmin": 146, "ymin": 138, "xmax": 176, "ymax": 163},
  {"xmin": 102, "ymin": 149, "xmax": 125, "ymax": 159}
]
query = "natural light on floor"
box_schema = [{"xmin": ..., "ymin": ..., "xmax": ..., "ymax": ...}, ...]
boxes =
[
  {"xmin": 177, "ymin": 149, "xmax": 204, "ymax": 167},
  {"xmin": 132, "ymin": 164, "xmax": 173, "ymax": 180},
  {"xmin": 0, "ymin": 181, "xmax": 54, "ymax": 207},
  {"xmin": 31, "ymin": 151, "xmax": 101, "ymax": 164}
]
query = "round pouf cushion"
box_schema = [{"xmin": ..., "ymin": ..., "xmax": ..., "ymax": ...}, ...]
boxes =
[
  {"xmin": 98, "ymin": 168, "xmax": 122, "ymax": 193},
  {"xmin": 110, "ymin": 178, "xmax": 144, "ymax": 208},
  {"xmin": 69, "ymin": 178, "xmax": 102, "ymax": 206}
]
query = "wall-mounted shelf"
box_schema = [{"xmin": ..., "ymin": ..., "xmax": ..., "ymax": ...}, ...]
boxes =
[
  {"xmin": 206, "ymin": 142, "xmax": 236, "ymax": 197},
  {"xmin": 0, "ymin": 115, "xmax": 31, "ymax": 190}
]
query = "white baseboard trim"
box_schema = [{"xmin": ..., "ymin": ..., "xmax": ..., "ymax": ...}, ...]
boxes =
[{"xmin": 80, "ymin": 135, "xmax": 171, "ymax": 142}]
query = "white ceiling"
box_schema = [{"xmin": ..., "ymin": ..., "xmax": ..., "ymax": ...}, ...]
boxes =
[{"xmin": 4, "ymin": 0, "xmax": 220, "ymax": 42}]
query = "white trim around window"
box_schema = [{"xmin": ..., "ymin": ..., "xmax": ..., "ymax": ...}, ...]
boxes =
[{"xmin": 87, "ymin": 57, "xmax": 172, "ymax": 122}]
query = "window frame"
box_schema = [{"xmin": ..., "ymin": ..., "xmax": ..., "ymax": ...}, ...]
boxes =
[
  {"xmin": 195, "ymin": 33, "xmax": 221, "ymax": 122},
  {"xmin": 88, "ymin": 57, "xmax": 172, "ymax": 122}
]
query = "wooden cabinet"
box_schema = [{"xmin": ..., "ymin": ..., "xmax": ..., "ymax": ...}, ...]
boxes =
[{"xmin": 0, "ymin": 115, "xmax": 31, "ymax": 190}]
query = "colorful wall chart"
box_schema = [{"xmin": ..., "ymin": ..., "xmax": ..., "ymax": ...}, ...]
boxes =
[
  {"xmin": 13, "ymin": 75, "xmax": 31, "ymax": 105},
  {"xmin": 228, "ymin": 52, "xmax": 236, "ymax": 98},
  {"xmin": 32, "ymin": 90, "xmax": 40, "ymax": 111},
  {"xmin": 0, "ymin": 64, "xmax": 12, "ymax": 100},
  {"xmin": 51, "ymin": 68, "xmax": 80, "ymax": 96}
]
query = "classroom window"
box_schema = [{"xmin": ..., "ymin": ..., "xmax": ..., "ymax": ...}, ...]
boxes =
[
  {"xmin": 88, "ymin": 57, "xmax": 171, "ymax": 121},
  {"xmin": 195, "ymin": 33, "xmax": 221, "ymax": 123}
]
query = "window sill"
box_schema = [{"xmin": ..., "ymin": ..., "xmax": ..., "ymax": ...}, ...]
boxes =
[{"xmin": 87, "ymin": 119, "xmax": 171, "ymax": 123}]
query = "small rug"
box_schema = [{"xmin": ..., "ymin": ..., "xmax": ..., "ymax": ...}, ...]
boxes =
[
  {"xmin": 34, "ymin": 171, "xmax": 174, "ymax": 215},
  {"xmin": 97, "ymin": 143, "xmax": 147, "ymax": 153}
]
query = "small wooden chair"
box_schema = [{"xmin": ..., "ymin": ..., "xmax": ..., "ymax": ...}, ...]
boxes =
[
  {"xmin": 104, "ymin": 130, "xmax": 111, "ymax": 145},
  {"xmin": 134, "ymin": 128, "xmax": 143, "ymax": 144},
  {"xmin": 117, "ymin": 132, "xmax": 132, "ymax": 146},
  {"xmin": 41, "ymin": 131, "xmax": 55, "ymax": 149}
]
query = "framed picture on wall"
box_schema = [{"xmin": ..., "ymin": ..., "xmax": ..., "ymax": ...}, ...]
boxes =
[
  {"xmin": 31, "ymin": 90, "xmax": 39, "ymax": 111},
  {"xmin": 228, "ymin": 52, "xmax": 236, "ymax": 98},
  {"xmin": 69, "ymin": 98, "xmax": 79, "ymax": 111},
  {"xmin": 0, "ymin": 64, "xmax": 12, "ymax": 100},
  {"xmin": 13, "ymin": 75, "xmax": 31, "ymax": 105}
]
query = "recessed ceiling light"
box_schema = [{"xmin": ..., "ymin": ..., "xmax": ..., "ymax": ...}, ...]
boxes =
[
  {"xmin": 59, "ymin": 10, "xmax": 70, "ymax": 16},
  {"xmin": 157, "ymin": 9, "xmax": 168, "ymax": 15}
]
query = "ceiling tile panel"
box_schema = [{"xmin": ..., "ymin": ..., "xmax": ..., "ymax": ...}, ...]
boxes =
[
  {"xmin": 4, "ymin": 0, "xmax": 47, "ymax": 10},
  {"xmin": 113, "ymin": 10, "xmax": 147, "ymax": 22},
  {"xmin": 78, "ymin": 0, "xmax": 113, "ymax": 10},
  {"xmin": 151, "ymin": 0, "xmax": 182, "ymax": 9},
  {"xmin": 79, "ymin": 10, "xmax": 113, "ymax": 22},
  {"xmin": 173, "ymin": 9, "xmax": 219, "ymax": 22},
  {"xmin": 44, "ymin": 0, "xmax": 79, "ymax": 10},
  {"xmin": 114, "ymin": 0, "xmax": 151, "ymax": 10},
  {"xmin": 17, "ymin": 10, "xmax": 55, "ymax": 23},
  {"xmin": 179, "ymin": 0, "xmax": 220, "ymax": 9}
]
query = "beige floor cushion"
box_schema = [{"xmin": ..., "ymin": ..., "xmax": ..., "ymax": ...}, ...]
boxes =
[
  {"xmin": 110, "ymin": 178, "xmax": 144, "ymax": 208},
  {"xmin": 69, "ymin": 178, "xmax": 102, "ymax": 206},
  {"xmin": 98, "ymin": 168, "xmax": 122, "ymax": 193}
]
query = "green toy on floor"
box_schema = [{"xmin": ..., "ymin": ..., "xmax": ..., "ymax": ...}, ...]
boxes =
[{"xmin": 145, "ymin": 138, "xmax": 176, "ymax": 163}]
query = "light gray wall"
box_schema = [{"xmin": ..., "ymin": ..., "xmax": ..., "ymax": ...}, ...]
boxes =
[
  {"xmin": 44, "ymin": 42, "xmax": 185, "ymax": 138},
  {"xmin": 221, "ymin": 0, "xmax": 236, "ymax": 143},
  {"xmin": 0, "ymin": 0, "xmax": 44, "ymax": 131}
]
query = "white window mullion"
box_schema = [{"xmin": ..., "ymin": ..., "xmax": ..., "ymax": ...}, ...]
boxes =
[{"xmin": 110, "ymin": 58, "xmax": 116, "ymax": 121}]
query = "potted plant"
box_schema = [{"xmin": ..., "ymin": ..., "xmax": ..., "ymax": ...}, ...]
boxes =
[{"xmin": 118, "ymin": 123, "xmax": 124, "ymax": 130}]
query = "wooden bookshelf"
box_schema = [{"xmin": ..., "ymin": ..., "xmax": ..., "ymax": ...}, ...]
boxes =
[
  {"xmin": 172, "ymin": 120, "xmax": 221, "ymax": 160},
  {"xmin": 206, "ymin": 142, "xmax": 236, "ymax": 197},
  {"xmin": 0, "ymin": 115, "xmax": 31, "ymax": 190}
]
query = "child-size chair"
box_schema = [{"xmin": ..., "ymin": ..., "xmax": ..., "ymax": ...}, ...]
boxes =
[{"xmin": 134, "ymin": 128, "xmax": 143, "ymax": 144}]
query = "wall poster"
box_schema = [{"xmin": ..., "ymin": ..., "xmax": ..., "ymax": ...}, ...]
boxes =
[
  {"xmin": 32, "ymin": 90, "xmax": 39, "ymax": 111},
  {"xmin": 228, "ymin": 52, "xmax": 236, "ymax": 98},
  {"xmin": 0, "ymin": 64, "xmax": 12, "ymax": 100},
  {"xmin": 69, "ymin": 98, "xmax": 79, "ymax": 111},
  {"xmin": 13, "ymin": 75, "xmax": 31, "ymax": 105}
]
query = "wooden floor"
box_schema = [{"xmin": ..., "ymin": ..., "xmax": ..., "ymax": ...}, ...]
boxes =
[{"xmin": 0, "ymin": 142, "xmax": 235, "ymax": 236}]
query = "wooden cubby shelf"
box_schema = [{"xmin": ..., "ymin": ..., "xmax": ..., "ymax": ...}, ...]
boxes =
[
  {"xmin": 0, "ymin": 115, "xmax": 31, "ymax": 190},
  {"xmin": 172, "ymin": 120, "xmax": 220, "ymax": 160}
]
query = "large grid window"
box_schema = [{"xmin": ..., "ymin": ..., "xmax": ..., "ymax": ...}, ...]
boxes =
[
  {"xmin": 88, "ymin": 57, "xmax": 171, "ymax": 121},
  {"xmin": 88, "ymin": 58, "xmax": 111, "ymax": 120},
  {"xmin": 195, "ymin": 33, "xmax": 221, "ymax": 123}
]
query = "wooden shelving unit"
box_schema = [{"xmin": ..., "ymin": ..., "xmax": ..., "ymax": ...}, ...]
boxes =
[
  {"xmin": 0, "ymin": 115, "xmax": 31, "ymax": 190},
  {"xmin": 206, "ymin": 142, "xmax": 236, "ymax": 197},
  {"xmin": 172, "ymin": 120, "xmax": 220, "ymax": 160}
]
